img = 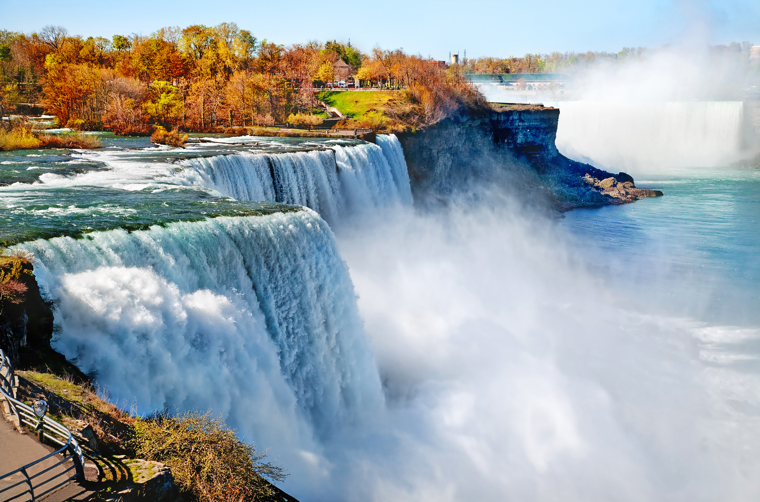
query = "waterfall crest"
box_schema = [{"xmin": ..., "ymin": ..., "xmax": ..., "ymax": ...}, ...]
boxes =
[
  {"xmin": 178, "ymin": 135, "xmax": 412, "ymax": 222},
  {"xmin": 20, "ymin": 210, "xmax": 383, "ymax": 434}
]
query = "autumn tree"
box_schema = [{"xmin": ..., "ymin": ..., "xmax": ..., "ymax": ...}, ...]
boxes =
[
  {"xmin": 42, "ymin": 53, "xmax": 110, "ymax": 127},
  {"xmin": 142, "ymin": 80, "xmax": 184, "ymax": 127},
  {"xmin": 314, "ymin": 61, "xmax": 334, "ymax": 84},
  {"xmin": 103, "ymin": 77, "xmax": 149, "ymax": 135},
  {"xmin": 112, "ymin": 34, "xmax": 132, "ymax": 52}
]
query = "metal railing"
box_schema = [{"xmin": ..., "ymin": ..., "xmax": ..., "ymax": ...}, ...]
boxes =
[{"xmin": 0, "ymin": 349, "xmax": 85, "ymax": 502}]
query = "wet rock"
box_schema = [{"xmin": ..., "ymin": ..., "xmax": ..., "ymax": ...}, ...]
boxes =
[{"xmin": 582, "ymin": 173, "xmax": 663, "ymax": 203}]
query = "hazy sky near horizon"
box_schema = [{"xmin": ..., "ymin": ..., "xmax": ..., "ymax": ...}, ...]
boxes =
[{"xmin": 1, "ymin": 0, "xmax": 758, "ymax": 58}]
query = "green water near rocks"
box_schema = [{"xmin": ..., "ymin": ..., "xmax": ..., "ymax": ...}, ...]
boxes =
[{"xmin": 0, "ymin": 135, "xmax": 361, "ymax": 246}]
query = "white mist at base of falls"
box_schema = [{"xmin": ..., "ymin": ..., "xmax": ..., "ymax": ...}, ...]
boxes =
[
  {"xmin": 20, "ymin": 211, "xmax": 383, "ymax": 449},
  {"xmin": 331, "ymin": 192, "xmax": 759, "ymax": 502}
]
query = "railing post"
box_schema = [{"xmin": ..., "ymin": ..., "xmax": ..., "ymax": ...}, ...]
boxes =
[{"xmin": 68, "ymin": 444, "xmax": 85, "ymax": 482}]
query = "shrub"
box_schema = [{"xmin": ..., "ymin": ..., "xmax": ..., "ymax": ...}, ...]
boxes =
[
  {"xmin": 0, "ymin": 125, "xmax": 42, "ymax": 150},
  {"xmin": 0, "ymin": 261, "xmax": 29, "ymax": 311},
  {"xmin": 151, "ymin": 126, "xmax": 188, "ymax": 147},
  {"xmin": 131, "ymin": 411, "xmax": 285, "ymax": 502},
  {"xmin": 38, "ymin": 131, "xmax": 102, "ymax": 149},
  {"xmin": 286, "ymin": 113, "xmax": 323, "ymax": 130},
  {"xmin": 65, "ymin": 118, "xmax": 86, "ymax": 130},
  {"xmin": 0, "ymin": 123, "xmax": 101, "ymax": 151}
]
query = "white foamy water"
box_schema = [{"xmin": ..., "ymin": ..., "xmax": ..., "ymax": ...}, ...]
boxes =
[
  {"xmin": 176, "ymin": 135, "xmax": 412, "ymax": 224},
  {"xmin": 20, "ymin": 211, "xmax": 383, "ymax": 446},
  {"xmin": 6, "ymin": 134, "xmax": 412, "ymax": 225}
]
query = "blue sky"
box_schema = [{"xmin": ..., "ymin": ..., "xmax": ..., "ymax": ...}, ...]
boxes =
[{"xmin": 1, "ymin": 0, "xmax": 758, "ymax": 58}]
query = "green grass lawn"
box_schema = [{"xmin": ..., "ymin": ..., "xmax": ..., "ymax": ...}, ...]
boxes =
[{"xmin": 317, "ymin": 91, "xmax": 396, "ymax": 119}]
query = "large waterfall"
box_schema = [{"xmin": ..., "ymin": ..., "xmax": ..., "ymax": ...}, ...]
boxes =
[
  {"xmin": 20, "ymin": 210, "xmax": 384, "ymax": 439},
  {"xmin": 552, "ymin": 101, "xmax": 750, "ymax": 171},
  {"xmin": 177, "ymin": 135, "xmax": 412, "ymax": 223},
  {"xmin": 8, "ymin": 125, "xmax": 757, "ymax": 501}
]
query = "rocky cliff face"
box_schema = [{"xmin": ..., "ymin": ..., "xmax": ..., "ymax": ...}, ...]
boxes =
[
  {"xmin": 0, "ymin": 256, "xmax": 54, "ymax": 368},
  {"xmin": 397, "ymin": 104, "xmax": 661, "ymax": 210},
  {"xmin": 0, "ymin": 255, "xmax": 77, "ymax": 376}
]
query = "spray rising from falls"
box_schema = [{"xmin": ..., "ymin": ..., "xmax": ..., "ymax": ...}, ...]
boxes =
[
  {"xmin": 552, "ymin": 101, "xmax": 751, "ymax": 171},
  {"xmin": 20, "ymin": 210, "xmax": 383, "ymax": 439},
  {"xmin": 177, "ymin": 135, "xmax": 412, "ymax": 223}
]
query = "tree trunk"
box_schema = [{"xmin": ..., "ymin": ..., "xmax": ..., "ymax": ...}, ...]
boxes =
[{"xmin": 201, "ymin": 95, "xmax": 205, "ymax": 130}]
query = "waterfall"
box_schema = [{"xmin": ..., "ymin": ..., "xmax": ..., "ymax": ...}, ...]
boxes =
[
  {"xmin": 552, "ymin": 101, "xmax": 749, "ymax": 171},
  {"xmin": 177, "ymin": 135, "xmax": 412, "ymax": 223},
  {"xmin": 19, "ymin": 210, "xmax": 383, "ymax": 436}
]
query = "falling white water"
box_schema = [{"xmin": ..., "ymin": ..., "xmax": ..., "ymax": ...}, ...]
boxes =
[
  {"xmin": 19, "ymin": 211, "xmax": 383, "ymax": 439},
  {"xmin": 478, "ymin": 75, "xmax": 754, "ymax": 172},
  {"xmin": 177, "ymin": 135, "xmax": 413, "ymax": 223},
  {"xmin": 552, "ymin": 101, "xmax": 750, "ymax": 172}
]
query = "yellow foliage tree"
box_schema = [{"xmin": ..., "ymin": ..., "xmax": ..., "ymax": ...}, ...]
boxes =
[
  {"xmin": 314, "ymin": 61, "xmax": 334, "ymax": 84},
  {"xmin": 142, "ymin": 81, "xmax": 184, "ymax": 127}
]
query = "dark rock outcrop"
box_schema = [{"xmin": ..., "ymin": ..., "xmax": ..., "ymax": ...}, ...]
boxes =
[
  {"xmin": 0, "ymin": 254, "xmax": 84, "ymax": 378},
  {"xmin": 0, "ymin": 255, "xmax": 54, "ymax": 368},
  {"xmin": 397, "ymin": 103, "xmax": 661, "ymax": 210}
]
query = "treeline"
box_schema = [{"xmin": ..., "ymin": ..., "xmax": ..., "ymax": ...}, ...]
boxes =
[
  {"xmin": 0, "ymin": 24, "xmax": 482, "ymax": 134},
  {"xmin": 461, "ymin": 42, "xmax": 759, "ymax": 76}
]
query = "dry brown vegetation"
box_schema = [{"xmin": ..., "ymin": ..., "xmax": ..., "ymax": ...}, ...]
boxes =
[
  {"xmin": 132, "ymin": 412, "xmax": 285, "ymax": 502},
  {"xmin": 0, "ymin": 122, "xmax": 101, "ymax": 151},
  {"xmin": 150, "ymin": 125, "xmax": 188, "ymax": 147},
  {"xmin": 17, "ymin": 370, "xmax": 286, "ymax": 501}
]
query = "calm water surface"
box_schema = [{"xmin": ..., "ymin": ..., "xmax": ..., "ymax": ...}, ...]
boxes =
[{"xmin": 562, "ymin": 166, "xmax": 760, "ymax": 326}]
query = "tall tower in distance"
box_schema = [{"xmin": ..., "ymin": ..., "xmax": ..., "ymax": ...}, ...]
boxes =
[{"xmin": 451, "ymin": 53, "xmax": 459, "ymax": 65}]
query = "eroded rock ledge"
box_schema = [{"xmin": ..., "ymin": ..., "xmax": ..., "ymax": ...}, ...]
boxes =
[{"xmin": 397, "ymin": 103, "xmax": 663, "ymax": 211}]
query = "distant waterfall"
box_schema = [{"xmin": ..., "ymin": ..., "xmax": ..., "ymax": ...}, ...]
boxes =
[
  {"xmin": 552, "ymin": 101, "xmax": 749, "ymax": 171},
  {"xmin": 179, "ymin": 135, "xmax": 413, "ymax": 223},
  {"xmin": 20, "ymin": 210, "xmax": 383, "ymax": 435}
]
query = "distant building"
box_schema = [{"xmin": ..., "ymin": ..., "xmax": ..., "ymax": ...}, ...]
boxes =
[
  {"xmin": 451, "ymin": 54, "xmax": 459, "ymax": 65},
  {"xmin": 751, "ymin": 46, "xmax": 760, "ymax": 60},
  {"xmin": 333, "ymin": 59, "xmax": 352, "ymax": 81}
]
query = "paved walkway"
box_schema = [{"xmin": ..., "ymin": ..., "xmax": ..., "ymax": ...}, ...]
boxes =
[{"xmin": 0, "ymin": 407, "xmax": 94, "ymax": 501}]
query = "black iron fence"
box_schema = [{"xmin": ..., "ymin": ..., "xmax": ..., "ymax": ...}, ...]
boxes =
[{"xmin": 0, "ymin": 349, "xmax": 85, "ymax": 502}]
